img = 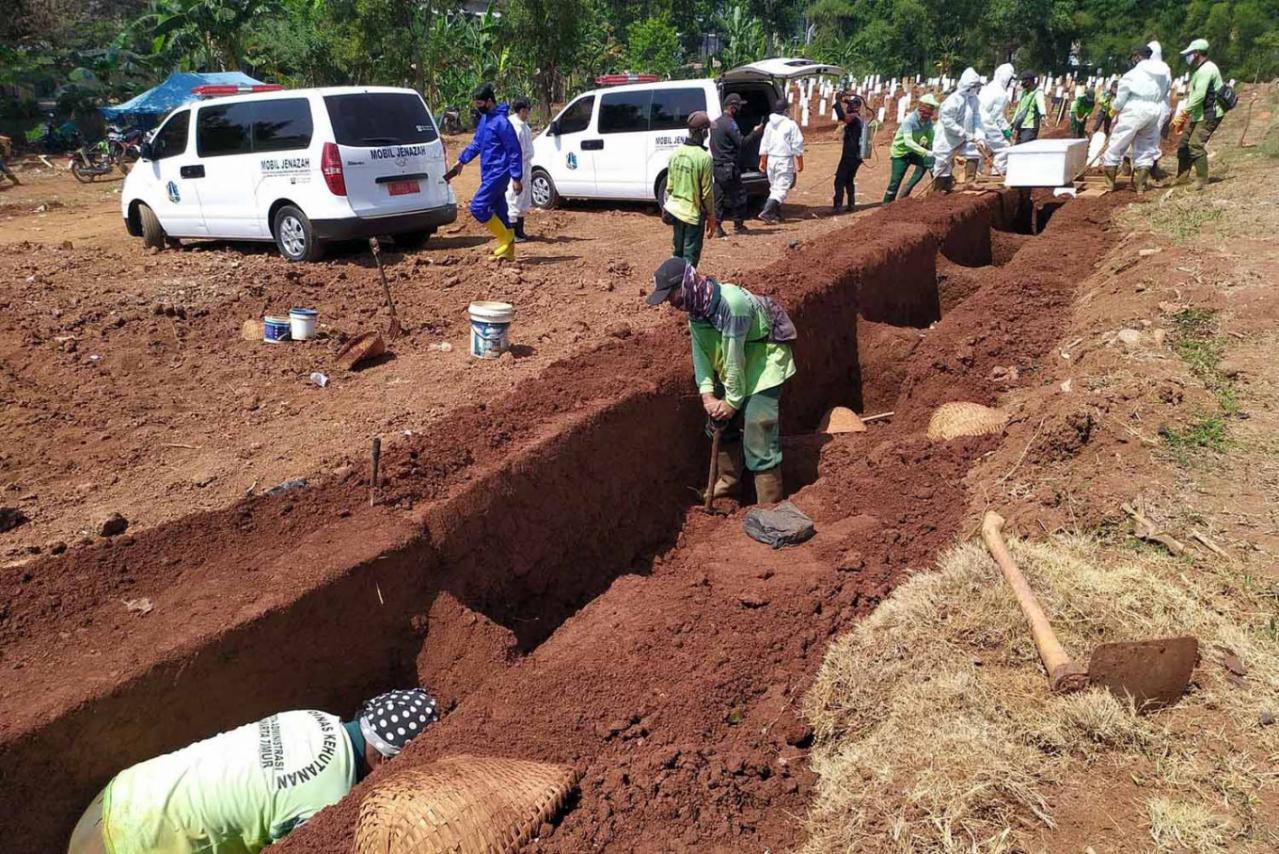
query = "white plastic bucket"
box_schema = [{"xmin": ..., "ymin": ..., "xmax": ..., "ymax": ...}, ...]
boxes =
[
  {"xmin": 467, "ymin": 301, "xmax": 515, "ymax": 359},
  {"xmin": 263, "ymin": 315, "xmax": 291, "ymax": 343},
  {"xmin": 289, "ymin": 307, "xmax": 318, "ymax": 341}
]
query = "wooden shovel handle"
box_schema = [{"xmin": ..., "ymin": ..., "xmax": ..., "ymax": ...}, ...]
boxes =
[
  {"xmin": 703, "ymin": 426, "xmax": 722, "ymax": 512},
  {"xmin": 981, "ymin": 511, "xmax": 1088, "ymax": 692}
]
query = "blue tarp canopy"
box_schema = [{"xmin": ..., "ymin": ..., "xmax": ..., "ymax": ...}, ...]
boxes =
[{"xmin": 100, "ymin": 71, "xmax": 263, "ymax": 120}]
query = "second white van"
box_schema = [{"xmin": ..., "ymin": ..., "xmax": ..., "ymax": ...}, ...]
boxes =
[{"xmin": 529, "ymin": 59, "xmax": 843, "ymax": 210}]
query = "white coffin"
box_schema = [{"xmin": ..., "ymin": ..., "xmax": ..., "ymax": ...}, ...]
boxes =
[{"xmin": 1004, "ymin": 138, "xmax": 1089, "ymax": 187}]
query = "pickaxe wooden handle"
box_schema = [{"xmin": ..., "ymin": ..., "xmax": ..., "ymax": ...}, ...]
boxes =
[{"xmin": 982, "ymin": 511, "xmax": 1089, "ymax": 692}]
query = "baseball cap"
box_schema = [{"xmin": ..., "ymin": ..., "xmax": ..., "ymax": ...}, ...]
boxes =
[
  {"xmin": 472, "ymin": 82, "xmax": 496, "ymax": 101},
  {"xmin": 647, "ymin": 257, "xmax": 689, "ymax": 306},
  {"xmin": 919, "ymin": 93, "xmax": 940, "ymax": 109},
  {"xmin": 687, "ymin": 111, "xmax": 711, "ymax": 130},
  {"xmin": 1180, "ymin": 38, "xmax": 1209, "ymax": 56},
  {"xmin": 723, "ymin": 93, "xmax": 743, "ymax": 109}
]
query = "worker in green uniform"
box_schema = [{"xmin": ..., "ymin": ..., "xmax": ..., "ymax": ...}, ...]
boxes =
[
  {"xmin": 882, "ymin": 93, "xmax": 938, "ymax": 203},
  {"xmin": 1095, "ymin": 81, "xmax": 1117, "ymax": 134},
  {"xmin": 647, "ymin": 257, "xmax": 796, "ymax": 505},
  {"xmin": 1069, "ymin": 89, "xmax": 1095, "ymax": 137},
  {"xmin": 1176, "ymin": 38, "xmax": 1226, "ymax": 189},
  {"xmin": 67, "ymin": 689, "xmax": 438, "ymax": 854},
  {"xmin": 1012, "ymin": 72, "xmax": 1049, "ymax": 143},
  {"xmin": 662, "ymin": 111, "xmax": 716, "ymax": 266}
]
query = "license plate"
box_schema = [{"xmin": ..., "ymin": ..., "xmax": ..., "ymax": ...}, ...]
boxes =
[{"xmin": 387, "ymin": 179, "xmax": 420, "ymax": 196}]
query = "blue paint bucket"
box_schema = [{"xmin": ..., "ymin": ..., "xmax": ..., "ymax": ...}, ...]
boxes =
[
  {"xmin": 264, "ymin": 315, "xmax": 291, "ymax": 343},
  {"xmin": 467, "ymin": 301, "xmax": 515, "ymax": 359}
]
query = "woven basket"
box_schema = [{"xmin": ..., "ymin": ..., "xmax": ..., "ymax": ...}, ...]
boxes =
[
  {"xmin": 926, "ymin": 402, "xmax": 1008, "ymax": 441},
  {"xmin": 354, "ymin": 755, "xmax": 578, "ymax": 854}
]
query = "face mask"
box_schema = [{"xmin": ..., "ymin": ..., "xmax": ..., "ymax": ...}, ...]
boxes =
[{"xmin": 471, "ymin": 108, "xmax": 483, "ymax": 125}]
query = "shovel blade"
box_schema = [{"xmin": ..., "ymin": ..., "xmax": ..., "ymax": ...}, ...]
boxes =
[{"xmin": 1088, "ymin": 636, "xmax": 1198, "ymax": 711}]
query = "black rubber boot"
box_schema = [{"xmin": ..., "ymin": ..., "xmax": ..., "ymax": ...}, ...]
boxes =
[
  {"xmin": 513, "ymin": 218, "xmax": 528, "ymax": 243},
  {"xmin": 714, "ymin": 223, "xmax": 728, "ymax": 239},
  {"xmin": 733, "ymin": 220, "xmax": 750, "ymax": 234},
  {"xmin": 934, "ymin": 175, "xmax": 955, "ymax": 194}
]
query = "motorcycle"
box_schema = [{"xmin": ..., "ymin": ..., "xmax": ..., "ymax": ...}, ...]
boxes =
[
  {"xmin": 440, "ymin": 105, "xmax": 464, "ymax": 135},
  {"xmin": 69, "ymin": 128, "xmax": 142, "ymax": 182}
]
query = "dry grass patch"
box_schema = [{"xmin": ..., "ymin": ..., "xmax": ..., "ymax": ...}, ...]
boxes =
[{"xmin": 802, "ymin": 536, "xmax": 1279, "ymax": 853}]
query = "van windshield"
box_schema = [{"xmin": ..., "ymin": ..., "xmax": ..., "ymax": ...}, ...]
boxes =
[{"xmin": 324, "ymin": 93, "xmax": 439, "ymax": 147}]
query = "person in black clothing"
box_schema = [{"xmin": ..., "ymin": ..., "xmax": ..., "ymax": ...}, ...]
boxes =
[
  {"xmin": 832, "ymin": 94, "xmax": 864, "ymax": 212},
  {"xmin": 709, "ymin": 93, "xmax": 764, "ymax": 239}
]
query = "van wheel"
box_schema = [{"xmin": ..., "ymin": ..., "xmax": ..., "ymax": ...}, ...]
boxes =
[
  {"xmin": 530, "ymin": 169, "xmax": 558, "ymax": 209},
  {"xmin": 394, "ymin": 229, "xmax": 434, "ymax": 250},
  {"xmin": 273, "ymin": 205, "xmax": 325, "ymax": 262},
  {"xmin": 139, "ymin": 204, "xmax": 166, "ymax": 250},
  {"xmin": 654, "ymin": 173, "xmax": 669, "ymax": 211}
]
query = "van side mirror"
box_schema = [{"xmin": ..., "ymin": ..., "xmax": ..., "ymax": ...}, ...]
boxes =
[
  {"xmin": 138, "ymin": 141, "xmax": 155, "ymax": 161},
  {"xmin": 549, "ymin": 119, "xmax": 561, "ymax": 136}
]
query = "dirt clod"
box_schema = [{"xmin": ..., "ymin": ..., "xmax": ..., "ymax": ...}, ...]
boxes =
[{"xmin": 96, "ymin": 512, "xmax": 128, "ymax": 537}]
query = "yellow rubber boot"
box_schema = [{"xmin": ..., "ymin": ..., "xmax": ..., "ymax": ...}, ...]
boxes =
[{"xmin": 482, "ymin": 217, "xmax": 516, "ymax": 261}]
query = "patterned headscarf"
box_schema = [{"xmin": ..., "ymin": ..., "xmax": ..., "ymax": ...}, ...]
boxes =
[
  {"xmin": 358, "ymin": 688, "xmax": 439, "ymax": 758},
  {"xmin": 680, "ymin": 263, "xmax": 718, "ymax": 321}
]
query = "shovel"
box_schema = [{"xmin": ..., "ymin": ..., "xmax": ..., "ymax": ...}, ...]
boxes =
[
  {"xmin": 982, "ymin": 511, "xmax": 1197, "ymax": 709},
  {"xmin": 698, "ymin": 424, "xmax": 729, "ymax": 516},
  {"xmin": 368, "ymin": 237, "xmax": 402, "ymax": 339}
]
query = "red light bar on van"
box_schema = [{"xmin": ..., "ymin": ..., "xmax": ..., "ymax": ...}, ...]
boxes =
[
  {"xmin": 192, "ymin": 84, "xmax": 286, "ymax": 98},
  {"xmin": 595, "ymin": 73, "xmax": 660, "ymax": 86}
]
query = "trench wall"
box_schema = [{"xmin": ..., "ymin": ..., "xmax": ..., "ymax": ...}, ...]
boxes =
[{"xmin": 0, "ymin": 190, "xmax": 1020, "ymax": 851}]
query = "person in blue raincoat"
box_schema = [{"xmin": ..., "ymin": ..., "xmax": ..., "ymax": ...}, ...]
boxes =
[{"xmin": 443, "ymin": 82, "xmax": 524, "ymax": 261}]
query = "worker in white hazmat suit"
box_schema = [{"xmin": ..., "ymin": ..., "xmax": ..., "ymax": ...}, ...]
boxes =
[
  {"xmin": 931, "ymin": 67, "xmax": 984, "ymax": 192},
  {"xmin": 1102, "ymin": 46, "xmax": 1167, "ymax": 193},
  {"xmin": 757, "ymin": 97, "xmax": 804, "ymax": 223},
  {"xmin": 505, "ymin": 97, "xmax": 536, "ymax": 241},
  {"xmin": 978, "ymin": 63, "xmax": 1016, "ymax": 176},
  {"xmin": 1144, "ymin": 41, "xmax": 1174, "ymax": 183}
]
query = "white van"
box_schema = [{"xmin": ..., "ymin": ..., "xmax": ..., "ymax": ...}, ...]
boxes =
[
  {"xmin": 121, "ymin": 86, "xmax": 458, "ymax": 261},
  {"xmin": 529, "ymin": 59, "xmax": 843, "ymax": 210}
]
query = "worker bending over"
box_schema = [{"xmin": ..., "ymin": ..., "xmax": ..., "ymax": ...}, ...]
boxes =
[
  {"xmin": 505, "ymin": 97, "xmax": 535, "ymax": 242},
  {"xmin": 647, "ymin": 257, "xmax": 795, "ymax": 505},
  {"xmin": 978, "ymin": 64, "xmax": 1016, "ymax": 176},
  {"xmin": 1102, "ymin": 45, "xmax": 1168, "ymax": 193},
  {"xmin": 68, "ymin": 689, "xmax": 439, "ymax": 853},
  {"xmin": 444, "ymin": 82, "xmax": 524, "ymax": 261},
  {"xmin": 663, "ymin": 111, "xmax": 716, "ymax": 266},
  {"xmin": 831, "ymin": 94, "xmax": 864, "ymax": 212},
  {"xmin": 1176, "ymin": 39, "xmax": 1226, "ymax": 190},
  {"xmin": 1069, "ymin": 88, "xmax": 1095, "ymax": 138},
  {"xmin": 932, "ymin": 68, "xmax": 984, "ymax": 192},
  {"xmin": 1095, "ymin": 81, "xmax": 1117, "ymax": 134},
  {"xmin": 710, "ymin": 93, "xmax": 763, "ymax": 237},
  {"xmin": 882, "ymin": 94, "xmax": 937, "ymax": 203},
  {"xmin": 1012, "ymin": 72, "xmax": 1048, "ymax": 143},
  {"xmin": 757, "ymin": 98, "xmax": 804, "ymax": 224}
]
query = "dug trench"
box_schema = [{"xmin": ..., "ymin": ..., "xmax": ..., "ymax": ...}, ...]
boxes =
[{"xmin": 0, "ymin": 188, "xmax": 1123, "ymax": 851}]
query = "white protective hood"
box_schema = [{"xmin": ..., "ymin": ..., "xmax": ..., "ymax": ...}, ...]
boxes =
[
  {"xmin": 957, "ymin": 67, "xmax": 982, "ymax": 94},
  {"xmin": 992, "ymin": 63, "xmax": 1015, "ymax": 89},
  {"xmin": 1148, "ymin": 41, "xmax": 1163, "ymax": 63}
]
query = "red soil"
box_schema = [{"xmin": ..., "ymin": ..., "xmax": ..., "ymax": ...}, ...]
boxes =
[
  {"xmin": 275, "ymin": 196, "xmax": 1123, "ymax": 853},
  {"xmin": 0, "ymin": 189, "xmax": 1124, "ymax": 852}
]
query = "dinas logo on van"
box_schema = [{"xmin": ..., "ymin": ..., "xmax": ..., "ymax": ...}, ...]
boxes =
[
  {"xmin": 166, "ymin": 181, "xmax": 181, "ymax": 203},
  {"xmin": 370, "ymin": 145, "xmax": 427, "ymax": 160},
  {"xmin": 566, "ymin": 152, "xmax": 578, "ymax": 170}
]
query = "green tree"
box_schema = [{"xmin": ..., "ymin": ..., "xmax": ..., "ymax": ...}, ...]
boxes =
[
  {"xmin": 504, "ymin": 0, "xmax": 607, "ymax": 119},
  {"xmin": 719, "ymin": 1, "xmax": 767, "ymax": 69},
  {"xmin": 625, "ymin": 14, "xmax": 684, "ymax": 78},
  {"xmin": 138, "ymin": 0, "xmax": 283, "ymax": 71}
]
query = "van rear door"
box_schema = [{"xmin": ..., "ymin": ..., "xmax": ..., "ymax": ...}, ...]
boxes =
[{"xmin": 323, "ymin": 91, "xmax": 448, "ymax": 217}]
